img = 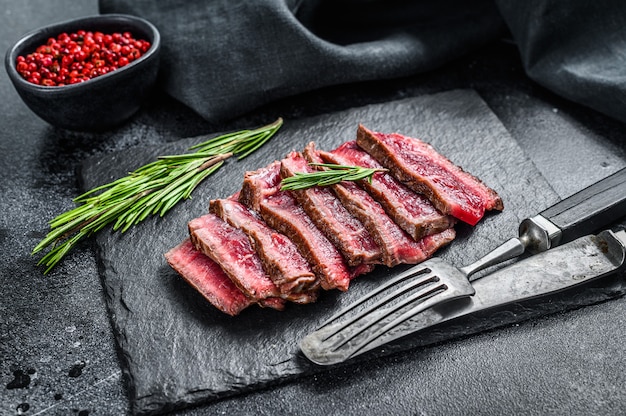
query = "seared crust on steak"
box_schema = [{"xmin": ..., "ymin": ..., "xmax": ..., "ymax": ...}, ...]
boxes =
[
  {"xmin": 239, "ymin": 160, "xmax": 282, "ymax": 212},
  {"xmin": 280, "ymin": 151, "xmax": 381, "ymax": 266},
  {"xmin": 356, "ymin": 124, "xmax": 503, "ymax": 226},
  {"xmin": 414, "ymin": 228, "xmax": 457, "ymax": 260},
  {"xmin": 210, "ymin": 198, "xmax": 319, "ymax": 296},
  {"xmin": 164, "ymin": 239, "xmax": 254, "ymax": 316},
  {"xmin": 238, "ymin": 162, "xmax": 359, "ymax": 291},
  {"xmin": 319, "ymin": 141, "xmax": 455, "ymax": 240}
]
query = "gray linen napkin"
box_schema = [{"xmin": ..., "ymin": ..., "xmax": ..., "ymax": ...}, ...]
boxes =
[{"xmin": 98, "ymin": 0, "xmax": 626, "ymax": 127}]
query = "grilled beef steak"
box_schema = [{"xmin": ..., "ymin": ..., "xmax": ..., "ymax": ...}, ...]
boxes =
[
  {"xmin": 239, "ymin": 162, "xmax": 369, "ymax": 292},
  {"xmin": 319, "ymin": 141, "xmax": 455, "ymax": 239},
  {"xmin": 188, "ymin": 213, "xmax": 286, "ymax": 308},
  {"xmin": 304, "ymin": 142, "xmax": 456, "ymax": 267},
  {"xmin": 280, "ymin": 151, "xmax": 381, "ymax": 266},
  {"xmin": 210, "ymin": 198, "xmax": 319, "ymax": 297},
  {"xmin": 166, "ymin": 124, "xmax": 502, "ymax": 315},
  {"xmin": 356, "ymin": 124, "xmax": 503, "ymax": 225},
  {"xmin": 165, "ymin": 239, "xmax": 253, "ymax": 316}
]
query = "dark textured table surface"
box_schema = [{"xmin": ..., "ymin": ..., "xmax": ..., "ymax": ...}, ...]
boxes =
[{"xmin": 2, "ymin": 2, "xmax": 626, "ymax": 416}]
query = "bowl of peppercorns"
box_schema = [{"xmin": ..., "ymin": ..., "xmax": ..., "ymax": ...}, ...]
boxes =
[{"xmin": 5, "ymin": 14, "xmax": 160, "ymax": 131}]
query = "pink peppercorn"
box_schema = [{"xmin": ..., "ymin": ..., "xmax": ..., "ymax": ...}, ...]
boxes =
[{"xmin": 16, "ymin": 30, "xmax": 151, "ymax": 86}]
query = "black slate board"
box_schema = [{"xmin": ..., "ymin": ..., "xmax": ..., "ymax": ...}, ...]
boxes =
[{"xmin": 82, "ymin": 90, "xmax": 560, "ymax": 415}]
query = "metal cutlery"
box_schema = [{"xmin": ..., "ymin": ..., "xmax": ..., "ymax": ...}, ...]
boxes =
[
  {"xmin": 300, "ymin": 167, "xmax": 626, "ymax": 364},
  {"xmin": 301, "ymin": 228, "xmax": 626, "ymax": 365}
]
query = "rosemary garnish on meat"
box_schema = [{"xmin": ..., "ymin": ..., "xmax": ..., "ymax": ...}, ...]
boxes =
[
  {"xmin": 280, "ymin": 163, "xmax": 387, "ymax": 191},
  {"xmin": 33, "ymin": 118, "xmax": 283, "ymax": 273}
]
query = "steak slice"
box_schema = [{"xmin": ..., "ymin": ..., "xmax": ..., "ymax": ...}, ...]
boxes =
[
  {"xmin": 210, "ymin": 198, "xmax": 319, "ymax": 296},
  {"xmin": 190, "ymin": 212, "xmax": 316, "ymax": 306},
  {"xmin": 164, "ymin": 239, "xmax": 253, "ymax": 316},
  {"xmin": 413, "ymin": 227, "xmax": 457, "ymax": 262},
  {"xmin": 319, "ymin": 141, "xmax": 455, "ymax": 240},
  {"xmin": 304, "ymin": 142, "xmax": 454, "ymax": 267},
  {"xmin": 240, "ymin": 162, "xmax": 365, "ymax": 291},
  {"xmin": 240, "ymin": 160, "xmax": 282, "ymax": 212},
  {"xmin": 260, "ymin": 192, "xmax": 374, "ymax": 291},
  {"xmin": 356, "ymin": 125, "xmax": 503, "ymax": 226},
  {"xmin": 188, "ymin": 213, "xmax": 288, "ymax": 309},
  {"xmin": 279, "ymin": 151, "xmax": 381, "ymax": 266}
]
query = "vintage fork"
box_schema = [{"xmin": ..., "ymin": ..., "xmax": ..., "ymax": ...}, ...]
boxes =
[{"xmin": 300, "ymin": 167, "xmax": 626, "ymax": 364}]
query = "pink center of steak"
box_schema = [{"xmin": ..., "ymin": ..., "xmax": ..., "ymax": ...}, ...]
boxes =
[
  {"xmin": 188, "ymin": 213, "xmax": 281, "ymax": 301},
  {"xmin": 320, "ymin": 141, "xmax": 455, "ymax": 240},
  {"xmin": 280, "ymin": 151, "xmax": 381, "ymax": 266},
  {"xmin": 239, "ymin": 162, "xmax": 357, "ymax": 291},
  {"xmin": 304, "ymin": 142, "xmax": 455, "ymax": 267},
  {"xmin": 356, "ymin": 125, "xmax": 503, "ymax": 225},
  {"xmin": 210, "ymin": 198, "xmax": 318, "ymax": 295},
  {"xmin": 164, "ymin": 239, "xmax": 253, "ymax": 316}
]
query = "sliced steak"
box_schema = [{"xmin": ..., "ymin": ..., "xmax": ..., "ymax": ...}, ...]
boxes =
[
  {"xmin": 261, "ymin": 192, "xmax": 374, "ymax": 290},
  {"xmin": 304, "ymin": 142, "xmax": 454, "ymax": 267},
  {"xmin": 413, "ymin": 227, "xmax": 457, "ymax": 262},
  {"xmin": 239, "ymin": 162, "xmax": 363, "ymax": 291},
  {"xmin": 356, "ymin": 125, "xmax": 503, "ymax": 226},
  {"xmin": 190, "ymin": 213, "xmax": 316, "ymax": 306},
  {"xmin": 319, "ymin": 140, "xmax": 455, "ymax": 239},
  {"xmin": 210, "ymin": 198, "xmax": 319, "ymax": 296},
  {"xmin": 258, "ymin": 297, "xmax": 288, "ymax": 310},
  {"xmin": 279, "ymin": 151, "xmax": 381, "ymax": 266},
  {"xmin": 164, "ymin": 239, "xmax": 253, "ymax": 316},
  {"xmin": 188, "ymin": 213, "xmax": 290, "ymax": 309},
  {"xmin": 240, "ymin": 160, "xmax": 282, "ymax": 212}
]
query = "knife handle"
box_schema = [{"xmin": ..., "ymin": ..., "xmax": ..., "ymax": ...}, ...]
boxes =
[{"xmin": 521, "ymin": 167, "xmax": 626, "ymax": 252}]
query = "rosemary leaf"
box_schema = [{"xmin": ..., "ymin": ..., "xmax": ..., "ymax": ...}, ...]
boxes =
[
  {"xmin": 280, "ymin": 163, "xmax": 387, "ymax": 191},
  {"xmin": 34, "ymin": 118, "xmax": 283, "ymax": 273}
]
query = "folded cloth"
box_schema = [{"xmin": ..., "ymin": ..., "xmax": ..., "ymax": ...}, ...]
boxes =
[
  {"xmin": 98, "ymin": 0, "xmax": 504, "ymax": 122},
  {"xmin": 497, "ymin": 0, "xmax": 626, "ymax": 125},
  {"xmin": 99, "ymin": 0, "xmax": 626, "ymax": 126}
]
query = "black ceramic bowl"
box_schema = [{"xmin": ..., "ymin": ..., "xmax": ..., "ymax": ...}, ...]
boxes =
[{"xmin": 5, "ymin": 14, "xmax": 160, "ymax": 131}]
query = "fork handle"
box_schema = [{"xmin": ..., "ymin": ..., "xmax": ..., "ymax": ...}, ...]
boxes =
[{"xmin": 521, "ymin": 167, "xmax": 626, "ymax": 253}]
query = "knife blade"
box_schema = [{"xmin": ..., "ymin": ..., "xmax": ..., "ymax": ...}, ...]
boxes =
[{"xmin": 300, "ymin": 229, "xmax": 626, "ymax": 365}]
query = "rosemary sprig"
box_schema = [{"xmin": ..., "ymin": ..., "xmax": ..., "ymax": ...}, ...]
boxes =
[
  {"xmin": 33, "ymin": 118, "xmax": 283, "ymax": 273},
  {"xmin": 280, "ymin": 163, "xmax": 387, "ymax": 191}
]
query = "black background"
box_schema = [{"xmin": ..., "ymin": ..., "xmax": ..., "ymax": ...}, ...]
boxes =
[{"xmin": 1, "ymin": 1, "xmax": 626, "ymax": 415}]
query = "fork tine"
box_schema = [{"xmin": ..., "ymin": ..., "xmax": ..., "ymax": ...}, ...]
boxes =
[
  {"xmin": 321, "ymin": 274, "xmax": 441, "ymax": 343},
  {"xmin": 300, "ymin": 259, "xmax": 477, "ymax": 365},
  {"xmin": 344, "ymin": 278, "xmax": 474, "ymax": 359},
  {"xmin": 328, "ymin": 279, "xmax": 448, "ymax": 351},
  {"xmin": 321, "ymin": 274, "xmax": 440, "ymax": 344},
  {"xmin": 318, "ymin": 265, "xmax": 434, "ymax": 331}
]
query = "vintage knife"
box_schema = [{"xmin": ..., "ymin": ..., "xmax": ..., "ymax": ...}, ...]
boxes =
[{"xmin": 301, "ymin": 229, "xmax": 626, "ymax": 365}]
